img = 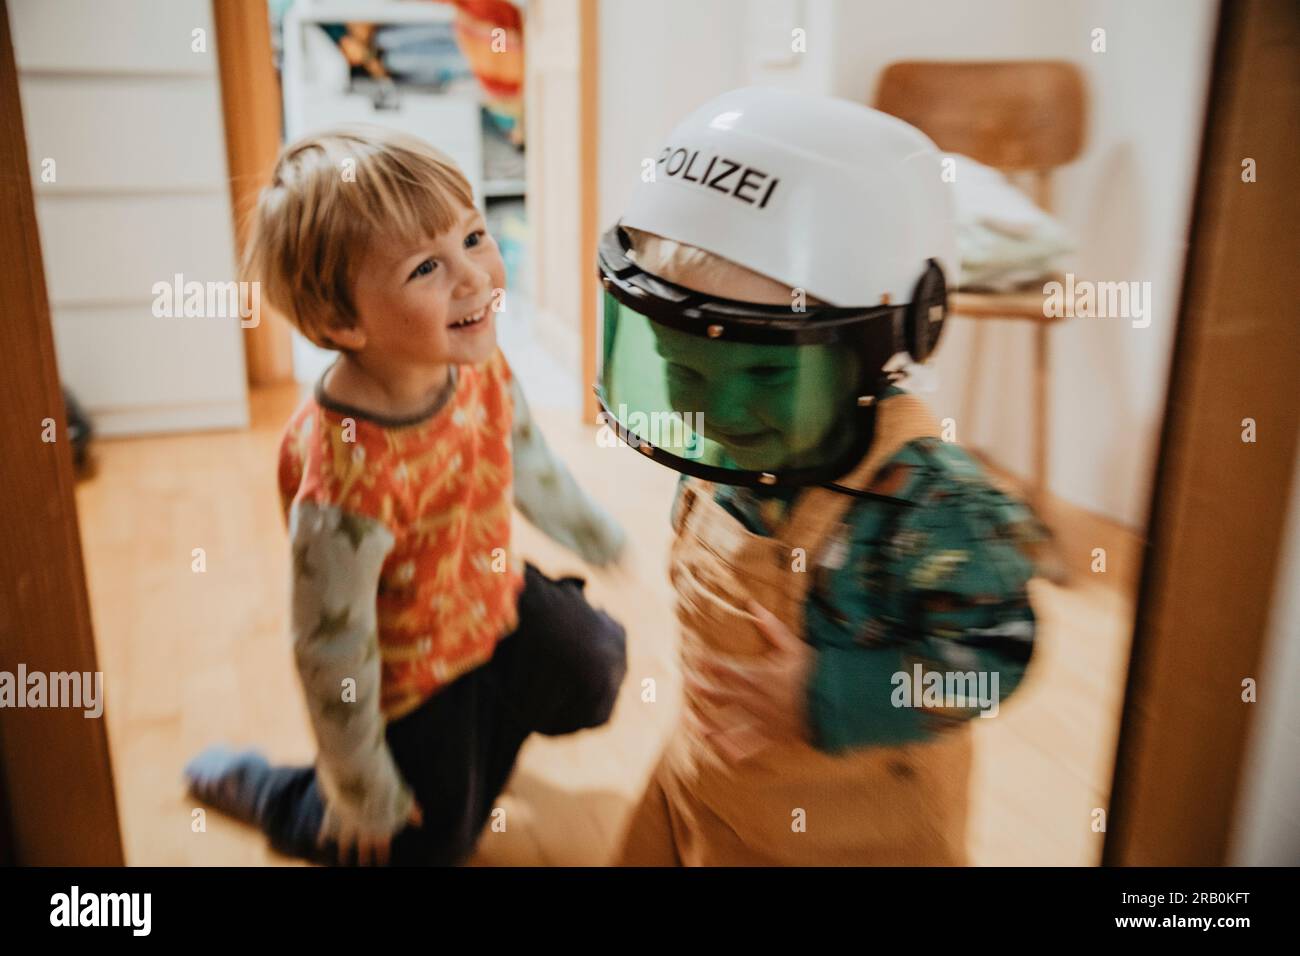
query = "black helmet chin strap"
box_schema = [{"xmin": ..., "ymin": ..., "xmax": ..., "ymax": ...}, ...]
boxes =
[
  {"xmin": 815, "ymin": 372, "xmax": 917, "ymax": 506},
  {"xmin": 820, "ymin": 482, "xmax": 917, "ymax": 505}
]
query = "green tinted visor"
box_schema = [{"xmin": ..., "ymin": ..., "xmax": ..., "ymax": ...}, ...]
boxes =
[{"xmin": 595, "ymin": 225, "xmax": 935, "ymax": 489}]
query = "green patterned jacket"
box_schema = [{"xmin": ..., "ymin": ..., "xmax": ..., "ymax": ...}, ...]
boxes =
[{"xmin": 677, "ymin": 418, "xmax": 1047, "ymax": 753}]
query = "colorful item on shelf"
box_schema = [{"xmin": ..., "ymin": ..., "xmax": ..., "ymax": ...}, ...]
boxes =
[{"xmin": 448, "ymin": 0, "xmax": 525, "ymax": 145}]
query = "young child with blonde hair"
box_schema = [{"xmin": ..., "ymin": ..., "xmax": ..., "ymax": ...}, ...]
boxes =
[{"xmin": 186, "ymin": 125, "xmax": 626, "ymax": 866}]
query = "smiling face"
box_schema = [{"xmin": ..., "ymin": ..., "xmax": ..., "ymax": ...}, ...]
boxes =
[
  {"xmin": 343, "ymin": 203, "xmax": 505, "ymax": 368},
  {"xmin": 651, "ymin": 324, "xmax": 859, "ymax": 471}
]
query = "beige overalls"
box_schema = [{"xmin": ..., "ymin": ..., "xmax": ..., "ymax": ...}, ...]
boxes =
[{"xmin": 617, "ymin": 394, "xmax": 974, "ymax": 866}]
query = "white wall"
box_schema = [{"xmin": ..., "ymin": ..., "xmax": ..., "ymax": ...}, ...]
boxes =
[
  {"xmin": 598, "ymin": 0, "xmax": 746, "ymax": 233},
  {"xmin": 832, "ymin": 0, "xmax": 1218, "ymax": 528},
  {"xmin": 597, "ymin": 0, "xmax": 1218, "ymax": 527},
  {"xmin": 598, "ymin": 0, "xmax": 840, "ymax": 229}
]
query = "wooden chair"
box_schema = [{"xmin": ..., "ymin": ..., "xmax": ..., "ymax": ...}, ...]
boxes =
[{"xmin": 875, "ymin": 61, "xmax": 1087, "ymax": 577}]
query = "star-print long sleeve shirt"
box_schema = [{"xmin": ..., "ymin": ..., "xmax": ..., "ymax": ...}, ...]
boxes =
[
  {"xmin": 683, "ymin": 413, "xmax": 1047, "ymax": 754},
  {"xmin": 277, "ymin": 348, "xmax": 625, "ymax": 839}
]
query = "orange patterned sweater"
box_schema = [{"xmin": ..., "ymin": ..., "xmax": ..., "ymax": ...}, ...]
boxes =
[{"xmin": 278, "ymin": 348, "xmax": 526, "ymax": 721}]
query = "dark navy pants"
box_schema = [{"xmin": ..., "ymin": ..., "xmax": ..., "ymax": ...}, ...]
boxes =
[{"xmin": 256, "ymin": 563, "xmax": 627, "ymax": 866}]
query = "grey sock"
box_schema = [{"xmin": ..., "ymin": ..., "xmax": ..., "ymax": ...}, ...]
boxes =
[{"xmin": 184, "ymin": 746, "xmax": 273, "ymax": 826}]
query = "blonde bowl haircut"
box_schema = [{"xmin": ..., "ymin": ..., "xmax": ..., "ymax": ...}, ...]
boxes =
[
  {"xmin": 242, "ymin": 124, "xmax": 477, "ymax": 349},
  {"xmin": 623, "ymin": 226, "xmax": 825, "ymax": 308}
]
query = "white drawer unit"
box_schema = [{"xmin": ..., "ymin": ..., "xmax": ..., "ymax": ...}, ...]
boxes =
[
  {"xmin": 20, "ymin": 76, "xmax": 231, "ymax": 194},
  {"xmin": 9, "ymin": 0, "xmax": 218, "ymax": 74},
  {"xmin": 11, "ymin": 0, "xmax": 249, "ymax": 436}
]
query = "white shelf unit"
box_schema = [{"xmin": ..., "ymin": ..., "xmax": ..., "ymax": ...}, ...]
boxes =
[{"xmin": 280, "ymin": 0, "xmax": 499, "ymax": 201}]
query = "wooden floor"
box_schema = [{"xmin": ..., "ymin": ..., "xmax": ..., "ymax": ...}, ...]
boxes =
[{"xmin": 74, "ymin": 383, "xmax": 1138, "ymax": 866}]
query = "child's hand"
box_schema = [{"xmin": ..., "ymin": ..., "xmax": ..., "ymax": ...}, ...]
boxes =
[
  {"xmin": 581, "ymin": 516, "xmax": 627, "ymax": 568},
  {"xmin": 683, "ymin": 600, "xmax": 815, "ymax": 764},
  {"xmin": 596, "ymin": 523, "xmax": 635, "ymax": 575},
  {"xmin": 319, "ymin": 799, "xmax": 423, "ymax": 866}
]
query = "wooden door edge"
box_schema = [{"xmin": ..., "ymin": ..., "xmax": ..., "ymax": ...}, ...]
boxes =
[
  {"xmin": 0, "ymin": 0, "xmax": 124, "ymax": 866},
  {"xmin": 1103, "ymin": 0, "xmax": 1300, "ymax": 866}
]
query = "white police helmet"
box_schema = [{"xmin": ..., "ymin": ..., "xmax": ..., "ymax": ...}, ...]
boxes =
[{"xmin": 597, "ymin": 86, "xmax": 956, "ymax": 489}]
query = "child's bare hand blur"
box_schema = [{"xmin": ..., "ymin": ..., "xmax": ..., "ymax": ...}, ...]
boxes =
[
  {"xmin": 594, "ymin": 530, "xmax": 636, "ymax": 583},
  {"xmin": 319, "ymin": 799, "xmax": 423, "ymax": 866},
  {"xmin": 683, "ymin": 599, "xmax": 815, "ymax": 764}
]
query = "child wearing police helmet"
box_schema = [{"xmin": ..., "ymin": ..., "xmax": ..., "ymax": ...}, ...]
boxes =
[{"xmin": 599, "ymin": 87, "xmax": 1048, "ymax": 865}]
